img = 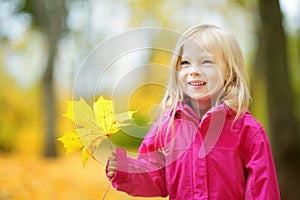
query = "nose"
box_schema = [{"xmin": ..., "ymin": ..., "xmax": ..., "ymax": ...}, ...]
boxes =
[{"xmin": 189, "ymin": 66, "xmax": 201, "ymax": 76}]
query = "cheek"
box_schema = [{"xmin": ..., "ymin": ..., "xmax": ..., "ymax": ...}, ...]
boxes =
[
  {"xmin": 177, "ymin": 70, "xmax": 185, "ymax": 84},
  {"xmin": 218, "ymin": 62, "xmax": 227, "ymax": 81},
  {"xmin": 206, "ymin": 71, "xmax": 225, "ymax": 90}
]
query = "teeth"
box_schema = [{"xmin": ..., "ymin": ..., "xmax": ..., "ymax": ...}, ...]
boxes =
[{"xmin": 189, "ymin": 81, "xmax": 206, "ymax": 86}]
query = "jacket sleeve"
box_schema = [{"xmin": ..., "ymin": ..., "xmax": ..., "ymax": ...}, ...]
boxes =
[
  {"xmin": 106, "ymin": 124, "xmax": 168, "ymax": 197},
  {"xmin": 241, "ymin": 127, "xmax": 281, "ymax": 200}
]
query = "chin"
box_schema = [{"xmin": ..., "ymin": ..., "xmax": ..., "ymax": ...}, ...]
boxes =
[{"xmin": 197, "ymin": 94, "xmax": 215, "ymax": 102}]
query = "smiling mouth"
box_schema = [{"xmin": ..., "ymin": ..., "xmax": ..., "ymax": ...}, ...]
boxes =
[{"xmin": 188, "ymin": 81, "xmax": 206, "ymax": 86}]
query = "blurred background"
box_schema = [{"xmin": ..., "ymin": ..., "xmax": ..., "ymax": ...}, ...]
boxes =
[{"xmin": 0, "ymin": 0, "xmax": 299, "ymax": 199}]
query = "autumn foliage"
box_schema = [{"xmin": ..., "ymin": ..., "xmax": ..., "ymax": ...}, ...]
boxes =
[{"xmin": 0, "ymin": 153, "xmax": 168, "ymax": 200}]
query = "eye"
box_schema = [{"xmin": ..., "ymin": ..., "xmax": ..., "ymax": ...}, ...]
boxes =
[
  {"xmin": 180, "ymin": 60, "xmax": 190, "ymax": 66},
  {"xmin": 202, "ymin": 60, "xmax": 213, "ymax": 64}
]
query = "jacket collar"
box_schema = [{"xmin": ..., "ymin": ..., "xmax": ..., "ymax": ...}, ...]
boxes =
[{"xmin": 170, "ymin": 102, "xmax": 234, "ymax": 125}]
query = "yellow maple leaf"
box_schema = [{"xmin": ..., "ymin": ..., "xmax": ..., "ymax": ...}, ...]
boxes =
[
  {"xmin": 59, "ymin": 95, "xmax": 136, "ymax": 166},
  {"xmin": 93, "ymin": 96, "xmax": 119, "ymax": 134},
  {"xmin": 62, "ymin": 100, "xmax": 74, "ymax": 122},
  {"xmin": 57, "ymin": 131, "xmax": 83, "ymax": 155},
  {"xmin": 81, "ymin": 147, "xmax": 92, "ymax": 168},
  {"xmin": 93, "ymin": 96, "xmax": 138, "ymax": 135}
]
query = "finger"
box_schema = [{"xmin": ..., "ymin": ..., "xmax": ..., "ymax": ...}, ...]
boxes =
[
  {"xmin": 109, "ymin": 160, "xmax": 117, "ymax": 168},
  {"xmin": 108, "ymin": 165, "xmax": 116, "ymax": 171},
  {"xmin": 109, "ymin": 150, "xmax": 116, "ymax": 157},
  {"xmin": 107, "ymin": 171, "xmax": 115, "ymax": 178},
  {"xmin": 108, "ymin": 153, "xmax": 116, "ymax": 161},
  {"xmin": 108, "ymin": 155, "xmax": 116, "ymax": 161}
]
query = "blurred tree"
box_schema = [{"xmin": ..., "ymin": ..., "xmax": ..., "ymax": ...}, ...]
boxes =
[
  {"xmin": 23, "ymin": 0, "xmax": 65, "ymax": 157},
  {"xmin": 257, "ymin": 0, "xmax": 300, "ymax": 199}
]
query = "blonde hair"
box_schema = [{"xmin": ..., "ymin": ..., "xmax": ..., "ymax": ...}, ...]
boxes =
[{"xmin": 157, "ymin": 24, "xmax": 251, "ymax": 147}]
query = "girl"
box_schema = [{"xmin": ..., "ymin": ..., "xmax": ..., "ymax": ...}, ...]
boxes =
[{"xmin": 106, "ymin": 24, "xmax": 280, "ymax": 199}]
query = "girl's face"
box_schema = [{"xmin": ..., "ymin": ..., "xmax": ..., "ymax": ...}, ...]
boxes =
[{"xmin": 178, "ymin": 39, "xmax": 226, "ymax": 109}]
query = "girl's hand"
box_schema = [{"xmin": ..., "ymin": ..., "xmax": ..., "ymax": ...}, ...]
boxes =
[{"xmin": 107, "ymin": 150, "xmax": 117, "ymax": 178}]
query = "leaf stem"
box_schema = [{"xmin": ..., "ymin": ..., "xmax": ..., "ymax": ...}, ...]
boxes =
[
  {"xmin": 101, "ymin": 183, "xmax": 111, "ymax": 200},
  {"xmin": 107, "ymin": 136, "xmax": 113, "ymax": 151}
]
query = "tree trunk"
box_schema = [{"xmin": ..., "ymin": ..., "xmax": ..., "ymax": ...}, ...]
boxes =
[
  {"xmin": 31, "ymin": 0, "xmax": 65, "ymax": 157},
  {"xmin": 42, "ymin": 43, "xmax": 57, "ymax": 157},
  {"xmin": 257, "ymin": 0, "xmax": 300, "ymax": 199}
]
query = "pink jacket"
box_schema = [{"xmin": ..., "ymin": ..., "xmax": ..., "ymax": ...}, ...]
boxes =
[{"xmin": 107, "ymin": 103, "xmax": 280, "ymax": 200}]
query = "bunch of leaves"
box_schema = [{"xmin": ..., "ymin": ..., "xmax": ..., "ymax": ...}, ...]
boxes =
[{"xmin": 58, "ymin": 96, "xmax": 136, "ymax": 167}]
